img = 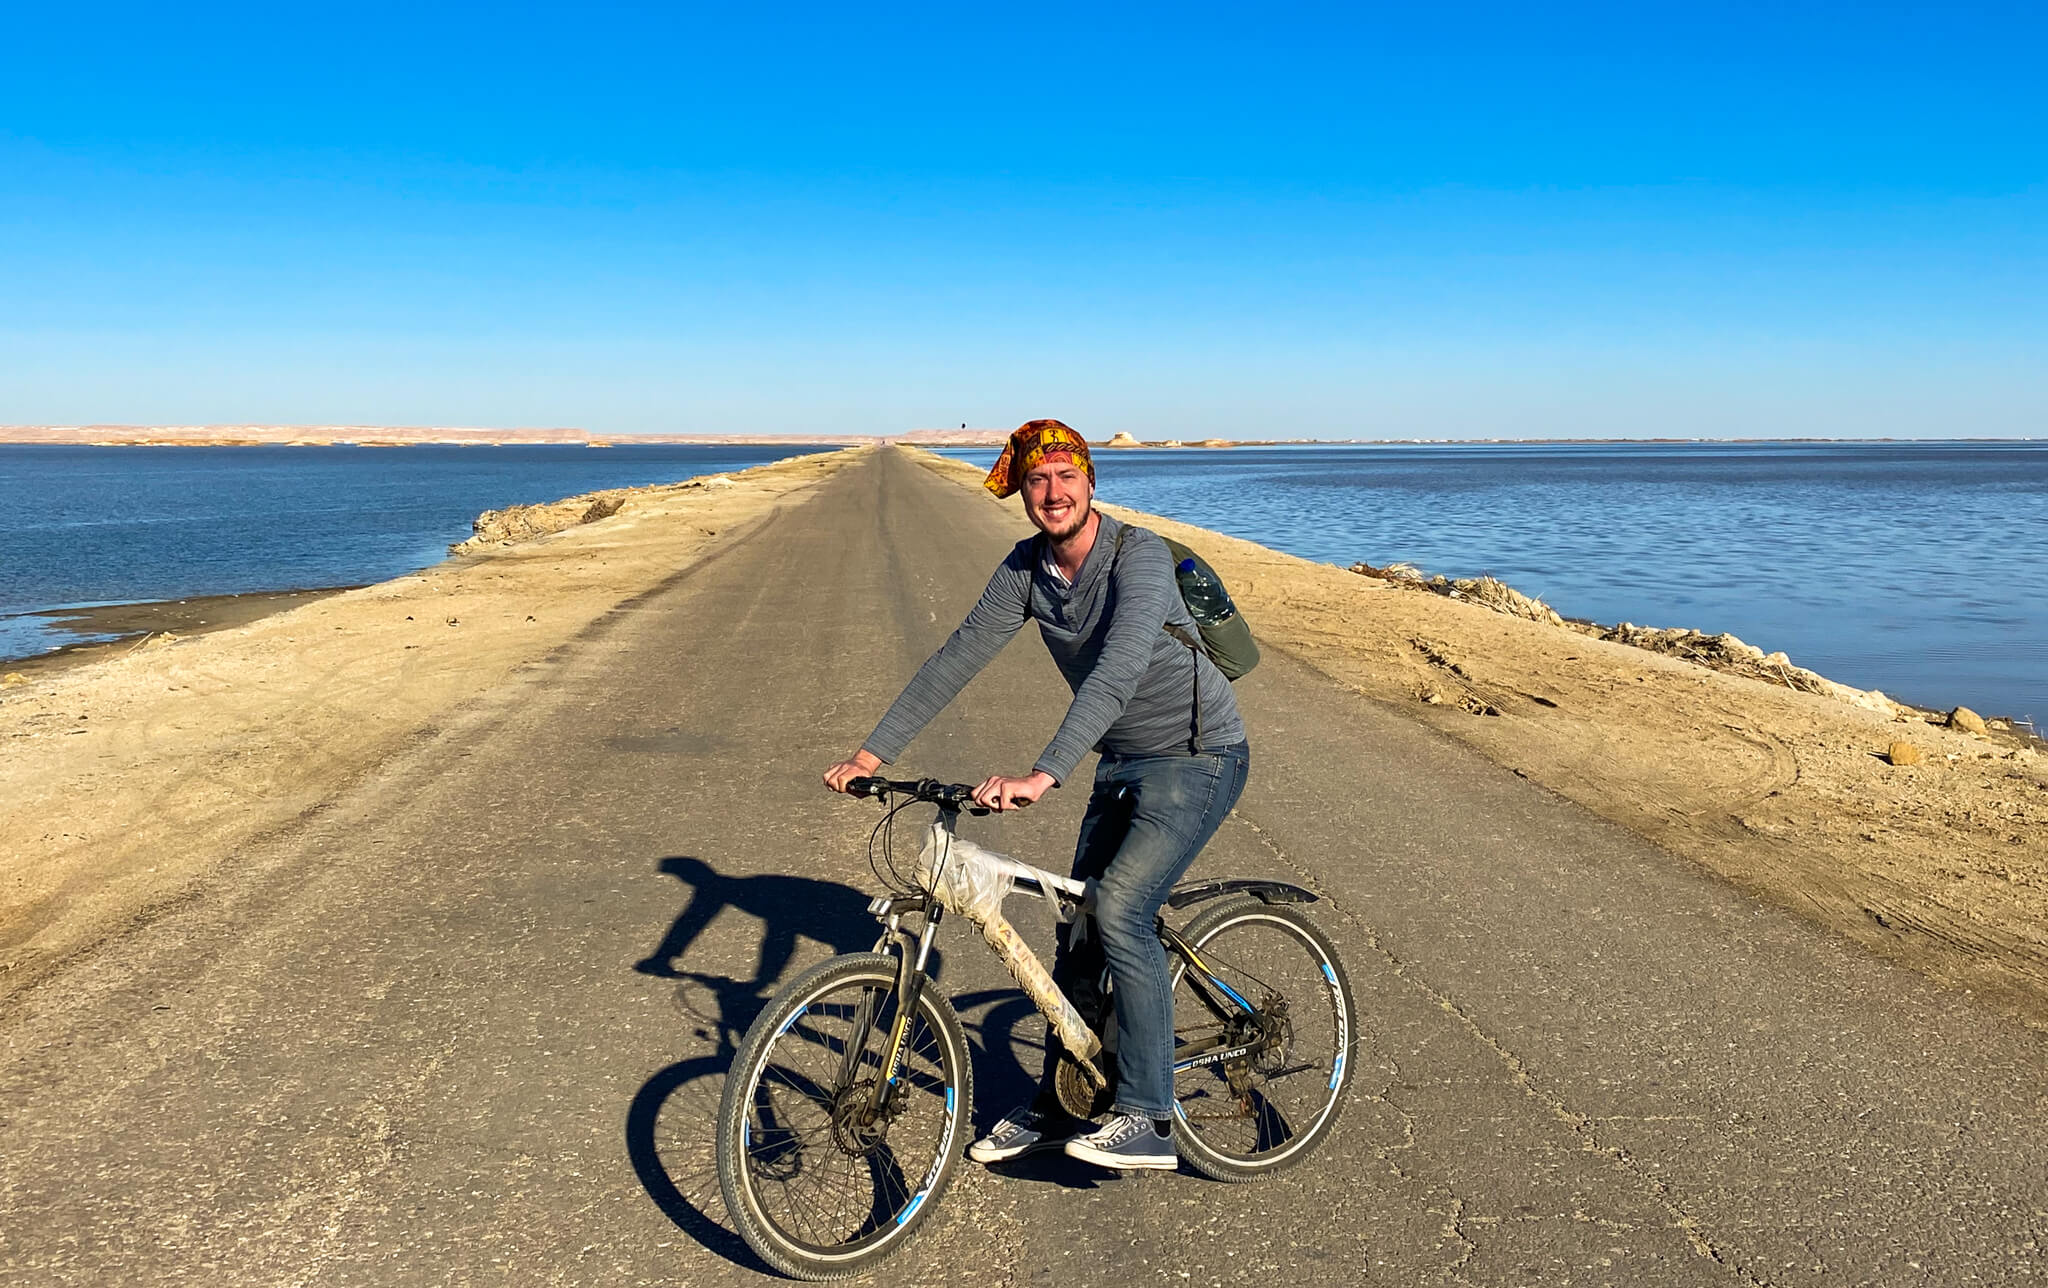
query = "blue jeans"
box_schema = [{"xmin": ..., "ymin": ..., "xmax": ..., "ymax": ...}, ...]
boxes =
[{"xmin": 1036, "ymin": 741, "xmax": 1251, "ymax": 1119}]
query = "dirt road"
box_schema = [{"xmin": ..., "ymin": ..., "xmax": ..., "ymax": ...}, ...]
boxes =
[{"xmin": 2, "ymin": 447, "xmax": 2042, "ymax": 1285}]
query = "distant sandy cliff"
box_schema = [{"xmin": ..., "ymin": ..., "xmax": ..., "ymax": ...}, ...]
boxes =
[
  {"xmin": 0, "ymin": 425, "xmax": 878, "ymax": 447},
  {"xmin": 0, "ymin": 425, "xmax": 1243, "ymax": 448}
]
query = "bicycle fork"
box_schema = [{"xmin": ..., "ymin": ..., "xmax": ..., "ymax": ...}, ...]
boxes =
[{"xmin": 855, "ymin": 902, "xmax": 945, "ymax": 1117}]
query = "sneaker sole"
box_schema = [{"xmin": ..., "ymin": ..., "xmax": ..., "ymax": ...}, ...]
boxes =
[
  {"xmin": 969, "ymin": 1135, "xmax": 1068, "ymax": 1165},
  {"xmin": 1062, "ymin": 1139, "xmax": 1179, "ymax": 1171}
]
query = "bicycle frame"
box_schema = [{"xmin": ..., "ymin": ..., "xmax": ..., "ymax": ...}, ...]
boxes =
[{"xmin": 856, "ymin": 801, "xmax": 1278, "ymax": 1112}]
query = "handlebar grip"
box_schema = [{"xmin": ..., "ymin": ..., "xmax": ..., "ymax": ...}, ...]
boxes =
[{"xmin": 845, "ymin": 775, "xmax": 888, "ymax": 799}]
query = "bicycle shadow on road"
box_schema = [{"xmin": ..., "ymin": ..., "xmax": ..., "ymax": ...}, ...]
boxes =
[{"xmin": 624, "ymin": 854, "xmax": 880, "ymax": 1270}]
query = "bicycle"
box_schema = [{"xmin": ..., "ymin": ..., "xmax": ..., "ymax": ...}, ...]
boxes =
[{"xmin": 713, "ymin": 775, "xmax": 1359, "ymax": 1280}]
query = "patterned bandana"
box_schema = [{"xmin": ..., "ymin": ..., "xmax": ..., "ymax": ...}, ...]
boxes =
[{"xmin": 982, "ymin": 419, "xmax": 1096, "ymax": 499}]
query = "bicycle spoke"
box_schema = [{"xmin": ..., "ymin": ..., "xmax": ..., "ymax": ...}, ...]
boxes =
[
  {"xmin": 839, "ymin": 988, "xmax": 886, "ymax": 1086},
  {"xmin": 733, "ymin": 964, "xmax": 961, "ymax": 1260},
  {"xmin": 1171, "ymin": 905, "xmax": 1353, "ymax": 1174}
]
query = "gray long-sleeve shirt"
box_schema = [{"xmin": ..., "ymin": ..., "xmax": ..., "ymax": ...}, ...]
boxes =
[{"xmin": 863, "ymin": 513, "xmax": 1246, "ymax": 785}]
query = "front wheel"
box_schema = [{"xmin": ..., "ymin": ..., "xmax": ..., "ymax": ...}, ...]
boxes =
[
  {"xmin": 1170, "ymin": 896, "xmax": 1358, "ymax": 1181},
  {"xmin": 715, "ymin": 953, "xmax": 971, "ymax": 1280}
]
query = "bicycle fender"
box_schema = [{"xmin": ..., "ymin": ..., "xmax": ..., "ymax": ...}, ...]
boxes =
[{"xmin": 1165, "ymin": 879, "xmax": 1319, "ymax": 910}]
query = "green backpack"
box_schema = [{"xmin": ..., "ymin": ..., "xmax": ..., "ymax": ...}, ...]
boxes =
[{"xmin": 1112, "ymin": 527, "xmax": 1260, "ymax": 681}]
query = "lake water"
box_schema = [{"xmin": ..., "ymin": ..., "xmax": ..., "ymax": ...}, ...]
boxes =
[
  {"xmin": 944, "ymin": 441, "xmax": 2048, "ymax": 723},
  {"xmin": 0, "ymin": 444, "xmax": 833, "ymax": 660},
  {"xmin": 3, "ymin": 440, "xmax": 2042, "ymax": 723}
]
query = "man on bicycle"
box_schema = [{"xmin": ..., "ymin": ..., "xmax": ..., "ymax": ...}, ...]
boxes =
[{"xmin": 824, "ymin": 418, "xmax": 1250, "ymax": 1172}]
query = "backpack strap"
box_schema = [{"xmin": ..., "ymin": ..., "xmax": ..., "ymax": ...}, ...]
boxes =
[
  {"xmin": 1109, "ymin": 525, "xmax": 1203, "ymax": 755},
  {"xmin": 1041, "ymin": 521, "xmax": 1206, "ymax": 756}
]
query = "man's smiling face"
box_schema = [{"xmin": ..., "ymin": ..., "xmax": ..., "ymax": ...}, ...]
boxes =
[{"xmin": 1021, "ymin": 459, "xmax": 1093, "ymax": 541}]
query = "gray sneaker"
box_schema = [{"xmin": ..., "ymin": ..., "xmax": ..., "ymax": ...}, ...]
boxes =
[
  {"xmin": 1062, "ymin": 1112, "xmax": 1179, "ymax": 1171},
  {"xmin": 968, "ymin": 1105, "xmax": 1076, "ymax": 1164}
]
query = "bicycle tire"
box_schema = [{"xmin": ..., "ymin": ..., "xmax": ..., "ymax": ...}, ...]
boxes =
[
  {"xmin": 1169, "ymin": 895, "xmax": 1357, "ymax": 1181},
  {"xmin": 715, "ymin": 953, "xmax": 971, "ymax": 1280}
]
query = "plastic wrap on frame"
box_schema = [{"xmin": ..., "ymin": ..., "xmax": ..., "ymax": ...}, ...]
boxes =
[{"xmin": 916, "ymin": 825, "xmax": 1105, "ymax": 1077}]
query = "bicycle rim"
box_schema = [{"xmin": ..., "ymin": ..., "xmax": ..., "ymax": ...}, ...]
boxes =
[
  {"xmin": 1171, "ymin": 899, "xmax": 1354, "ymax": 1175},
  {"xmin": 720, "ymin": 956, "xmax": 968, "ymax": 1277}
]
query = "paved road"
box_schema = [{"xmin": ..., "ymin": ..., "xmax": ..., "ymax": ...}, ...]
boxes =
[{"xmin": 4, "ymin": 447, "xmax": 2044, "ymax": 1286}]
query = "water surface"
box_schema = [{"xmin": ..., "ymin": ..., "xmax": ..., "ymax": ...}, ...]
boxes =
[
  {"xmin": 0, "ymin": 444, "xmax": 833, "ymax": 660},
  {"xmin": 946, "ymin": 441, "xmax": 2048, "ymax": 722},
  {"xmin": 6, "ymin": 440, "xmax": 2041, "ymax": 722}
]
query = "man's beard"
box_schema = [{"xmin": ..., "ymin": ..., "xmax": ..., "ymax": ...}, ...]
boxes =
[{"xmin": 1033, "ymin": 498, "xmax": 1092, "ymax": 542}]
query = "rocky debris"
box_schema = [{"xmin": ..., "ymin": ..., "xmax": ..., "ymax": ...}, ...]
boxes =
[
  {"xmin": 1354, "ymin": 560, "xmax": 1422, "ymax": 583},
  {"xmin": 450, "ymin": 470, "xmax": 751, "ymax": 553},
  {"xmin": 1449, "ymin": 576, "xmax": 1565, "ymax": 627},
  {"xmin": 1888, "ymin": 740, "xmax": 1924, "ymax": 766},
  {"xmin": 1351, "ymin": 557, "xmax": 1910, "ymax": 719},
  {"xmin": 1405, "ymin": 638, "xmax": 1509, "ymax": 716},
  {"xmin": 1603, "ymin": 624, "xmax": 1901, "ymax": 717},
  {"xmin": 1101, "ymin": 432, "xmax": 1143, "ymax": 448},
  {"xmin": 453, "ymin": 489, "xmax": 634, "ymax": 553},
  {"xmin": 1949, "ymin": 706, "xmax": 1990, "ymax": 736},
  {"xmin": 1350, "ymin": 561, "xmax": 1566, "ymax": 627}
]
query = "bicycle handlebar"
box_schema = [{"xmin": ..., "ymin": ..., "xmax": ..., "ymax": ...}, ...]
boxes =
[{"xmin": 845, "ymin": 776, "xmax": 990, "ymax": 812}]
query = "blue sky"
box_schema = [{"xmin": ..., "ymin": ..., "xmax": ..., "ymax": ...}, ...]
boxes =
[{"xmin": 2, "ymin": 3, "xmax": 2041, "ymax": 438}]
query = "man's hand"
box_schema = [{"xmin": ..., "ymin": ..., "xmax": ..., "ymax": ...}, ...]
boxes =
[
  {"xmin": 971, "ymin": 771, "xmax": 1057, "ymax": 812},
  {"xmin": 824, "ymin": 749, "xmax": 883, "ymax": 794}
]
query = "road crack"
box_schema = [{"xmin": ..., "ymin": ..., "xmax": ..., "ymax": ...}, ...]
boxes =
[{"xmin": 1225, "ymin": 807, "xmax": 1781, "ymax": 1287}]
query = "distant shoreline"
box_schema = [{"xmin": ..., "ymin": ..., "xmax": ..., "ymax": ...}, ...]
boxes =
[
  {"xmin": 0, "ymin": 426, "xmax": 879, "ymax": 447},
  {"xmin": 0, "ymin": 426, "xmax": 2037, "ymax": 448}
]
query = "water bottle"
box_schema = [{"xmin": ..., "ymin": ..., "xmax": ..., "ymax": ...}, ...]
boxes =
[{"xmin": 1174, "ymin": 556, "xmax": 1237, "ymax": 625}]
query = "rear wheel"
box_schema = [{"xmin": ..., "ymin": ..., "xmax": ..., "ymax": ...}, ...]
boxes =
[
  {"xmin": 715, "ymin": 953, "xmax": 971, "ymax": 1280},
  {"xmin": 1169, "ymin": 896, "xmax": 1357, "ymax": 1180}
]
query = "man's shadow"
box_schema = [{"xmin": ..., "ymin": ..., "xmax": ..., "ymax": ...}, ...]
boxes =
[{"xmin": 631, "ymin": 854, "xmax": 882, "ymax": 988}]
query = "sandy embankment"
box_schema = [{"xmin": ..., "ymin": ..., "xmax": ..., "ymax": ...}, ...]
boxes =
[
  {"xmin": 906, "ymin": 449, "xmax": 2048, "ymax": 1026},
  {"xmin": 0, "ymin": 449, "xmax": 859, "ymax": 1002}
]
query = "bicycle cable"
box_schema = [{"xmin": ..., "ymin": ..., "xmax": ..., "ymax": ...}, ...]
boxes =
[{"xmin": 865, "ymin": 791, "xmax": 923, "ymax": 895}]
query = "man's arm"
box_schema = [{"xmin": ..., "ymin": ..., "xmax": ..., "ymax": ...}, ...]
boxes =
[
  {"xmin": 851, "ymin": 546, "xmax": 1033, "ymax": 769},
  {"xmin": 1030, "ymin": 531, "xmax": 1177, "ymax": 786}
]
